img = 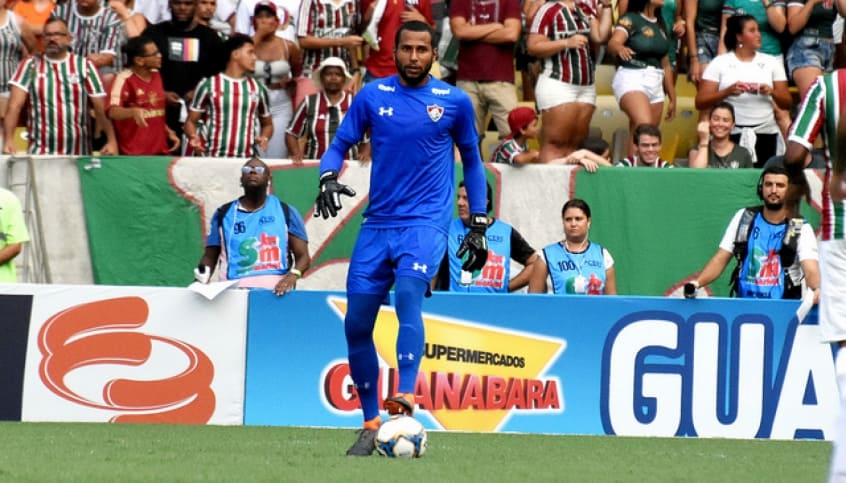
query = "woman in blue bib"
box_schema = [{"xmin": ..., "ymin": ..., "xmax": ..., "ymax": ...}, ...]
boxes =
[{"xmin": 529, "ymin": 198, "xmax": 617, "ymax": 295}]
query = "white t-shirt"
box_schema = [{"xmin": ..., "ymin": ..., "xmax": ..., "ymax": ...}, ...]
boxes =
[
  {"xmin": 718, "ymin": 208, "xmax": 819, "ymax": 285},
  {"xmin": 702, "ymin": 52, "xmax": 787, "ymax": 132}
]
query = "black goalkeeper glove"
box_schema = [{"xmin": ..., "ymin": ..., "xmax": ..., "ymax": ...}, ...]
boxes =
[
  {"xmin": 315, "ymin": 170, "xmax": 356, "ymax": 219},
  {"xmin": 456, "ymin": 213, "xmax": 489, "ymax": 272}
]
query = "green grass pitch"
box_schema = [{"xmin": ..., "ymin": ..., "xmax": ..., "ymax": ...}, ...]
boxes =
[{"xmin": 0, "ymin": 422, "xmax": 829, "ymax": 482}]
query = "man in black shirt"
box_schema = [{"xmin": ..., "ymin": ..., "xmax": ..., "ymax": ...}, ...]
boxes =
[{"xmin": 143, "ymin": 0, "xmax": 224, "ymax": 138}]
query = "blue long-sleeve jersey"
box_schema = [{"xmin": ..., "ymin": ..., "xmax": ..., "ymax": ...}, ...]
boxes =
[{"xmin": 319, "ymin": 75, "xmax": 487, "ymax": 232}]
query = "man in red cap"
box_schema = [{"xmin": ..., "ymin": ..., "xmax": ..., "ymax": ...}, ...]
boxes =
[{"xmin": 489, "ymin": 106, "xmax": 540, "ymax": 165}]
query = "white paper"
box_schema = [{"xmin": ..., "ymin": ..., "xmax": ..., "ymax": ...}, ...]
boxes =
[
  {"xmin": 795, "ymin": 289, "xmax": 816, "ymax": 324},
  {"xmin": 188, "ymin": 280, "xmax": 239, "ymax": 300}
]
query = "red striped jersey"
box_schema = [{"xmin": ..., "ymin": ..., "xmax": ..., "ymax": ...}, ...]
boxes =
[
  {"xmin": 9, "ymin": 53, "xmax": 106, "ymax": 155},
  {"xmin": 296, "ymin": 0, "xmax": 357, "ymax": 75},
  {"xmin": 286, "ymin": 91, "xmax": 357, "ymax": 160},
  {"xmin": 190, "ymin": 74, "xmax": 271, "ymax": 158},
  {"xmin": 53, "ymin": 3, "xmax": 123, "ymax": 59},
  {"xmin": 529, "ymin": 0, "xmax": 597, "ymax": 86},
  {"xmin": 788, "ymin": 69, "xmax": 846, "ymax": 240}
]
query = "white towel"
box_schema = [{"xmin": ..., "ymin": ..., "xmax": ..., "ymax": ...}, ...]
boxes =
[{"xmin": 738, "ymin": 127, "xmax": 758, "ymax": 165}]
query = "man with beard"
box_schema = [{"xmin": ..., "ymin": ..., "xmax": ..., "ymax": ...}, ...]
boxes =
[
  {"xmin": 313, "ymin": 20, "xmax": 489, "ymax": 456},
  {"xmin": 143, "ymin": 0, "xmax": 223, "ymax": 138},
  {"xmin": 194, "ymin": 157, "xmax": 310, "ymax": 294},
  {"xmin": 2, "ymin": 17, "xmax": 117, "ymax": 155},
  {"xmin": 184, "ymin": 34, "xmax": 272, "ymax": 157},
  {"xmin": 683, "ymin": 166, "xmax": 820, "ymax": 300}
]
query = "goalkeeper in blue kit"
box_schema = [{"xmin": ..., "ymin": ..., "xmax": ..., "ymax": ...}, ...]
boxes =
[{"xmin": 314, "ymin": 20, "xmax": 489, "ymax": 456}]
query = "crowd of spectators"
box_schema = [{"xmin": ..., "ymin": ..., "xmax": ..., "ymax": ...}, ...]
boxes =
[{"xmin": 0, "ymin": 0, "xmax": 843, "ymax": 167}]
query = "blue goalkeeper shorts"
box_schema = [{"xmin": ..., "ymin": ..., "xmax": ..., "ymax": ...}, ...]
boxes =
[{"xmin": 346, "ymin": 224, "xmax": 447, "ymax": 295}]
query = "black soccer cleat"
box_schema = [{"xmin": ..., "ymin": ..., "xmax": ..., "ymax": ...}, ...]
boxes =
[{"xmin": 345, "ymin": 428, "xmax": 377, "ymax": 456}]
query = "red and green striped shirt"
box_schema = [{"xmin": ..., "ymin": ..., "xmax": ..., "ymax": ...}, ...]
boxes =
[
  {"xmin": 530, "ymin": 0, "xmax": 596, "ymax": 86},
  {"xmin": 9, "ymin": 53, "xmax": 106, "ymax": 155},
  {"xmin": 286, "ymin": 90, "xmax": 357, "ymax": 160},
  {"xmin": 788, "ymin": 69, "xmax": 846, "ymax": 240},
  {"xmin": 296, "ymin": 0, "xmax": 357, "ymax": 76},
  {"xmin": 190, "ymin": 74, "xmax": 271, "ymax": 158}
]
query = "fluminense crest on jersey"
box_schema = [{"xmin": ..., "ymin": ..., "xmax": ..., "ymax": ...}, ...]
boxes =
[{"xmin": 427, "ymin": 104, "xmax": 444, "ymax": 122}]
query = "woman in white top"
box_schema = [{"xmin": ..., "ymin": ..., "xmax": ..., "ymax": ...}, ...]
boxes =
[
  {"xmin": 695, "ymin": 14, "xmax": 791, "ymax": 168},
  {"xmin": 252, "ymin": 1, "xmax": 300, "ymax": 159}
]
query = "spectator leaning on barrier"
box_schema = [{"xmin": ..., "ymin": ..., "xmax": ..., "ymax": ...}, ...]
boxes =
[
  {"xmin": 555, "ymin": 135, "xmax": 614, "ymax": 172},
  {"xmin": 489, "ymin": 106, "xmax": 540, "ymax": 165},
  {"xmin": 108, "ymin": 35, "xmax": 180, "ymax": 155},
  {"xmin": 194, "ymin": 157, "xmax": 310, "ymax": 295},
  {"xmin": 432, "ymin": 181, "xmax": 539, "ymax": 293},
  {"xmin": 529, "ymin": 198, "xmax": 616, "ymax": 295},
  {"xmin": 684, "ymin": 166, "xmax": 820, "ymax": 300},
  {"xmin": 0, "ymin": 187, "xmax": 29, "ymax": 283},
  {"xmin": 615, "ymin": 124, "xmax": 673, "ymax": 167},
  {"xmin": 184, "ymin": 34, "xmax": 273, "ymax": 157},
  {"xmin": 3, "ymin": 17, "xmax": 118, "ymax": 155}
]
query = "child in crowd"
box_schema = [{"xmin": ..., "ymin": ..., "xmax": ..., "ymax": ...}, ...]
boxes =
[
  {"xmin": 555, "ymin": 136, "xmax": 614, "ymax": 172},
  {"xmin": 489, "ymin": 106, "xmax": 540, "ymax": 165}
]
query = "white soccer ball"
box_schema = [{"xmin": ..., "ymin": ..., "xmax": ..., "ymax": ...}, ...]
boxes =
[{"xmin": 374, "ymin": 415, "xmax": 428, "ymax": 458}]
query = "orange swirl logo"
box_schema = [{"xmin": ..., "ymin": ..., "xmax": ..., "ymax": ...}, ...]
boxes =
[{"xmin": 38, "ymin": 297, "xmax": 216, "ymax": 423}]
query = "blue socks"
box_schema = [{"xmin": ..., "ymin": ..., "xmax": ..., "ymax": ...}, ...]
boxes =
[
  {"xmin": 345, "ymin": 276, "xmax": 427, "ymax": 421},
  {"xmin": 394, "ymin": 276, "xmax": 427, "ymax": 394}
]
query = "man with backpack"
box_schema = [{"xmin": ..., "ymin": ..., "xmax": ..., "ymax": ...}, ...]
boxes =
[
  {"xmin": 193, "ymin": 157, "xmax": 310, "ymax": 295},
  {"xmin": 683, "ymin": 166, "xmax": 820, "ymax": 300}
]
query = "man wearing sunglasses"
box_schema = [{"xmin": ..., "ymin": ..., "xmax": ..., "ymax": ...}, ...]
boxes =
[
  {"xmin": 108, "ymin": 36, "xmax": 180, "ymax": 155},
  {"xmin": 194, "ymin": 158, "xmax": 310, "ymax": 295}
]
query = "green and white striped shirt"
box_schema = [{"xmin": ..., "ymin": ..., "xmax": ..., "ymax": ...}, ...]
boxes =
[{"xmin": 788, "ymin": 69, "xmax": 846, "ymax": 240}]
